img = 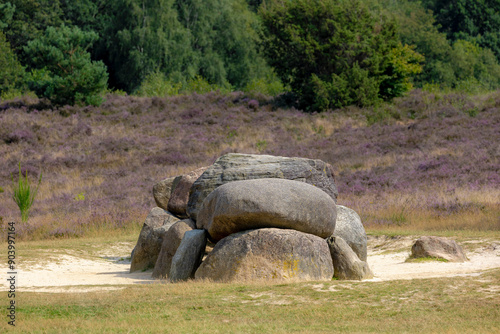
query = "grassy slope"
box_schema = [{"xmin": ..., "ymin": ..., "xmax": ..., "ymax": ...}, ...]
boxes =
[{"xmin": 0, "ymin": 89, "xmax": 499, "ymax": 239}]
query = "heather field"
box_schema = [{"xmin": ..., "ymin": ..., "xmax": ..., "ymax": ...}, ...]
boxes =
[{"xmin": 0, "ymin": 89, "xmax": 499, "ymax": 240}]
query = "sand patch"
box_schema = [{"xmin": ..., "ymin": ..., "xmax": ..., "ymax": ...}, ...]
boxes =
[{"xmin": 1, "ymin": 238, "xmax": 499, "ymax": 293}]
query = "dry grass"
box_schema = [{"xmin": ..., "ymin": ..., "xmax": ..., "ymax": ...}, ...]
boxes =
[
  {"xmin": 1, "ymin": 269, "xmax": 499, "ymax": 333},
  {"xmin": 340, "ymin": 186, "xmax": 500, "ymax": 237}
]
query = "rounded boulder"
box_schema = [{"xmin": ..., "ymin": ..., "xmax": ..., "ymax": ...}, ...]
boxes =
[
  {"xmin": 197, "ymin": 178, "xmax": 337, "ymax": 242},
  {"xmin": 195, "ymin": 228, "xmax": 333, "ymax": 282}
]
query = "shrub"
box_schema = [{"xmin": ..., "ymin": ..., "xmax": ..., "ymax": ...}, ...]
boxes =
[
  {"xmin": 183, "ymin": 75, "xmax": 232, "ymax": 95},
  {"xmin": 135, "ymin": 71, "xmax": 182, "ymax": 97}
]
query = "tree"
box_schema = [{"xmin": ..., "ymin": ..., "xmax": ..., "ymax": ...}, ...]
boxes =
[
  {"xmin": 260, "ymin": 0, "xmax": 423, "ymax": 111},
  {"xmin": 100, "ymin": 0, "xmax": 191, "ymax": 92},
  {"xmin": 175, "ymin": 0, "xmax": 269, "ymax": 89},
  {"xmin": 24, "ymin": 25, "xmax": 108, "ymax": 106},
  {"xmin": 0, "ymin": 31, "xmax": 26, "ymax": 99},
  {"xmin": 0, "ymin": 2, "xmax": 15, "ymax": 29},
  {"xmin": 369, "ymin": 0, "xmax": 500, "ymax": 90},
  {"xmin": 3, "ymin": 0, "xmax": 64, "ymax": 62},
  {"xmin": 422, "ymin": 0, "xmax": 500, "ymax": 63}
]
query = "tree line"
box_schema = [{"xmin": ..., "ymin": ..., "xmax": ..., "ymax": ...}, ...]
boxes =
[{"xmin": 1, "ymin": 0, "xmax": 500, "ymax": 111}]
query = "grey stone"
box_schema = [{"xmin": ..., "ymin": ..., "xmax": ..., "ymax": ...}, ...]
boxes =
[
  {"xmin": 332, "ymin": 205, "xmax": 368, "ymax": 261},
  {"xmin": 153, "ymin": 176, "xmax": 177, "ymax": 210},
  {"xmin": 168, "ymin": 166, "xmax": 208, "ymax": 218},
  {"xmin": 152, "ymin": 219, "xmax": 196, "ymax": 279},
  {"xmin": 187, "ymin": 153, "xmax": 338, "ymax": 221},
  {"xmin": 327, "ymin": 236, "xmax": 373, "ymax": 280},
  {"xmin": 129, "ymin": 207, "xmax": 180, "ymax": 273},
  {"xmin": 195, "ymin": 228, "xmax": 334, "ymax": 282},
  {"xmin": 197, "ymin": 178, "xmax": 337, "ymax": 242},
  {"xmin": 410, "ymin": 236, "xmax": 468, "ymax": 262},
  {"xmin": 169, "ymin": 229, "xmax": 207, "ymax": 282}
]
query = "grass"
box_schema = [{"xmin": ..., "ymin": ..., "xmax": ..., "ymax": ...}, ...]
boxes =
[
  {"xmin": 1, "ymin": 269, "xmax": 499, "ymax": 333},
  {"xmin": 2, "ymin": 226, "xmax": 498, "ymax": 333}
]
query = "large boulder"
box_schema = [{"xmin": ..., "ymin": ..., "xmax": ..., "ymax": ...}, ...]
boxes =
[
  {"xmin": 130, "ymin": 207, "xmax": 180, "ymax": 272},
  {"xmin": 153, "ymin": 176, "xmax": 177, "ymax": 210},
  {"xmin": 152, "ymin": 219, "xmax": 196, "ymax": 279},
  {"xmin": 410, "ymin": 236, "xmax": 468, "ymax": 262},
  {"xmin": 332, "ymin": 205, "xmax": 367, "ymax": 261},
  {"xmin": 167, "ymin": 166, "xmax": 208, "ymax": 218},
  {"xmin": 197, "ymin": 178, "xmax": 337, "ymax": 242},
  {"xmin": 187, "ymin": 153, "xmax": 338, "ymax": 221},
  {"xmin": 169, "ymin": 229, "xmax": 207, "ymax": 282},
  {"xmin": 195, "ymin": 228, "xmax": 334, "ymax": 282},
  {"xmin": 327, "ymin": 236, "xmax": 373, "ymax": 280}
]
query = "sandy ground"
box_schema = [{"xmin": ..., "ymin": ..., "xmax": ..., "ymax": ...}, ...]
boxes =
[{"xmin": 2, "ymin": 236, "xmax": 499, "ymax": 293}]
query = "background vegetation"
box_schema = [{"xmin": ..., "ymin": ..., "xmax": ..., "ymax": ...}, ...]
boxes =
[
  {"xmin": 1, "ymin": 0, "xmax": 500, "ymax": 108},
  {"xmin": 0, "ymin": 0, "xmax": 499, "ymax": 238}
]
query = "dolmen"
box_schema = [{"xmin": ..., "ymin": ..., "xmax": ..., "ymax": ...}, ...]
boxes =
[{"xmin": 130, "ymin": 153, "xmax": 372, "ymax": 282}]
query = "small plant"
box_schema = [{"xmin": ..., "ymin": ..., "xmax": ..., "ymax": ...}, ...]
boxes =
[
  {"xmin": 256, "ymin": 140, "xmax": 268, "ymax": 152},
  {"xmin": 74, "ymin": 192, "xmax": 85, "ymax": 201},
  {"xmin": 11, "ymin": 163, "xmax": 42, "ymax": 223},
  {"xmin": 465, "ymin": 107, "xmax": 479, "ymax": 117}
]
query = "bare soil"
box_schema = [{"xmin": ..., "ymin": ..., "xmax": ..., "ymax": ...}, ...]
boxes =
[{"xmin": 3, "ymin": 236, "xmax": 499, "ymax": 293}]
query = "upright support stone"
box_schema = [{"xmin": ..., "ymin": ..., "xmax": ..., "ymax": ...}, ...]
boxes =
[
  {"xmin": 152, "ymin": 219, "xmax": 195, "ymax": 279},
  {"xmin": 130, "ymin": 207, "xmax": 180, "ymax": 273},
  {"xmin": 169, "ymin": 229, "xmax": 207, "ymax": 282},
  {"xmin": 327, "ymin": 236, "xmax": 373, "ymax": 280},
  {"xmin": 333, "ymin": 205, "xmax": 368, "ymax": 261}
]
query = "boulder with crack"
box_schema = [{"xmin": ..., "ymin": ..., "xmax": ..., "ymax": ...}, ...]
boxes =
[
  {"xmin": 152, "ymin": 219, "xmax": 196, "ymax": 279},
  {"xmin": 195, "ymin": 228, "xmax": 334, "ymax": 282}
]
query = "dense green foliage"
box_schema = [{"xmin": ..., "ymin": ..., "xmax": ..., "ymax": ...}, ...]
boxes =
[
  {"xmin": 369, "ymin": 0, "xmax": 500, "ymax": 91},
  {"xmin": 0, "ymin": 31, "xmax": 25, "ymax": 98},
  {"xmin": 422, "ymin": 0, "xmax": 500, "ymax": 62},
  {"xmin": 0, "ymin": 0, "xmax": 499, "ymax": 109},
  {"xmin": 24, "ymin": 25, "xmax": 108, "ymax": 106},
  {"xmin": 260, "ymin": 0, "xmax": 423, "ymax": 110},
  {"xmin": 3, "ymin": 0, "xmax": 64, "ymax": 62}
]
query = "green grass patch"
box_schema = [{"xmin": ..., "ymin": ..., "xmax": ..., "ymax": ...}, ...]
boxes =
[{"xmin": 2, "ymin": 269, "xmax": 499, "ymax": 333}]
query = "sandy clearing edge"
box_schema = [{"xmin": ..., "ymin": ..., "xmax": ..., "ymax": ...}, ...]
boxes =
[{"xmin": 1, "ymin": 239, "xmax": 499, "ymax": 293}]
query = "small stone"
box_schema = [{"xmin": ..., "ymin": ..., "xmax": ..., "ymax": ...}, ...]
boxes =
[{"xmin": 410, "ymin": 236, "xmax": 468, "ymax": 262}]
